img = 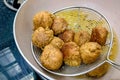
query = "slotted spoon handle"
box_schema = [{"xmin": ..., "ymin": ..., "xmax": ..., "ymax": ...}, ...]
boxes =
[{"xmin": 106, "ymin": 60, "xmax": 120, "ymax": 70}]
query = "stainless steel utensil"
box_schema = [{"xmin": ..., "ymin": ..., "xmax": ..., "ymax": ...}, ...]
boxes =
[{"xmin": 31, "ymin": 7, "xmax": 120, "ymax": 76}]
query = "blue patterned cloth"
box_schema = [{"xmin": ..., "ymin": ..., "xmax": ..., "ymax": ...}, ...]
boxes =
[{"xmin": 0, "ymin": 0, "xmax": 44, "ymax": 80}]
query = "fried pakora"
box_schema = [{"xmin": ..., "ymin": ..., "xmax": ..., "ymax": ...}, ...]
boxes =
[
  {"xmin": 50, "ymin": 37, "xmax": 64, "ymax": 49},
  {"xmin": 32, "ymin": 27, "xmax": 54, "ymax": 48},
  {"xmin": 33, "ymin": 11, "xmax": 54, "ymax": 30},
  {"xmin": 52, "ymin": 17, "xmax": 68, "ymax": 35},
  {"xmin": 74, "ymin": 30, "xmax": 90, "ymax": 46},
  {"xmin": 87, "ymin": 63, "xmax": 110, "ymax": 78},
  {"xmin": 80, "ymin": 42, "xmax": 102, "ymax": 64},
  {"xmin": 90, "ymin": 26, "xmax": 108, "ymax": 45},
  {"xmin": 58, "ymin": 29, "xmax": 75, "ymax": 42},
  {"xmin": 61, "ymin": 42, "xmax": 81, "ymax": 66},
  {"xmin": 40, "ymin": 44, "xmax": 63, "ymax": 70}
]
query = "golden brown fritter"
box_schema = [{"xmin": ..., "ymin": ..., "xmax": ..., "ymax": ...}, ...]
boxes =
[
  {"xmin": 87, "ymin": 63, "xmax": 110, "ymax": 78},
  {"xmin": 32, "ymin": 27, "xmax": 54, "ymax": 48},
  {"xmin": 80, "ymin": 42, "xmax": 102, "ymax": 64},
  {"xmin": 61, "ymin": 42, "xmax": 81, "ymax": 66},
  {"xmin": 90, "ymin": 26, "xmax": 108, "ymax": 45},
  {"xmin": 58, "ymin": 30, "xmax": 75, "ymax": 42},
  {"xmin": 74, "ymin": 30, "xmax": 90, "ymax": 46},
  {"xmin": 52, "ymin": 17, "xmax": 68, "ymax": 35},
  {"xmin": 50, "ymin": 37, "xmax": 64, "ymax": 49},
  {"xmin": 33, "ymin": 11, "xmax": 54, "ymax": 30},
  {"xmin": 40, "ymin": 44, "xmax": 63, "ymax": 70}
]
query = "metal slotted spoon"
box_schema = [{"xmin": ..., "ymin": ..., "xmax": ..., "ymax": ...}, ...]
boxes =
[{"xmin": 31, "ymin": 7, "xmax": 120, "ymax": 76}]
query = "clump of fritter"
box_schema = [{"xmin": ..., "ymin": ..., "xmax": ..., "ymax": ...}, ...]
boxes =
[
  {"xmin": 90, "ymin": 26, "xmax": 108, "ymax": 45},
  {"xmin": 50, "ymin": 37, "xmax": 64, "ymax": 49},
  {"xmin": 87, "ymin": 63, "xmax": 110, "ymax": 78},
  {"xmin": 61, "ymin": 42, "xmax": 81, "ymax": 66},
  {"xmin": 33, "ymin": 11, "xmax": 54, "ymax": 30},
  {"xmin": 80, "ymin": 42, "xmax": 102, "ymax": 64},
  {"xmin": 32, "ymin": 27, "xmax": 54, "ymax": 48},
  {"xmin": 52, "ymin": 17, "xmax": 68, "ymax": 35},
  {"xmin": 58, "ymin": 29, "xmax": 75, "ymax": 42},
  {"xmin": 40, "ymin": 44, "xmax": 63, "ymax": 70},
  {"xmin": 74, "ymin": 30, "xmax": 90, "ymax": 46}
]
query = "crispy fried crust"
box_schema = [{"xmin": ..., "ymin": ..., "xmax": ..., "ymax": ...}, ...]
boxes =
[
  {"xmin": 58, "ymin": 30, "xmax": 75, "ymax": 42},
  {"xmin": 33, "ymin": 11, "xmax": 54, "ymax": 30},
  {"xmin": 80, "ymin": 42, "xmax": 102, "ymax": 64},
  {"xmin": 52, "ymin": 17, "xmax": 68, "ymax": 35},
  {"xmin": 87, "ymin": 63, "xmax": 110, "ymax": 78},
  {"xmin": 61, "ymin": 42, "xmax": 81, "ymax": 66},
  {"xmin": 32, "ymin": 27, "xmax": 54, "ymax": 48},
  {"xmin": 40, "ymin": 44, "xmax": 63, "ymax": 70},
  {"xmin": 74, "ymin": 30, "xmax": 90, "ymax": 46},
  {"xmin": 50, "ymin": 37, "xmax": 64, "ymax": 49},
  {"xmin": 90, "ymin": 26, "xmax": 108, "ymax": 45}
]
